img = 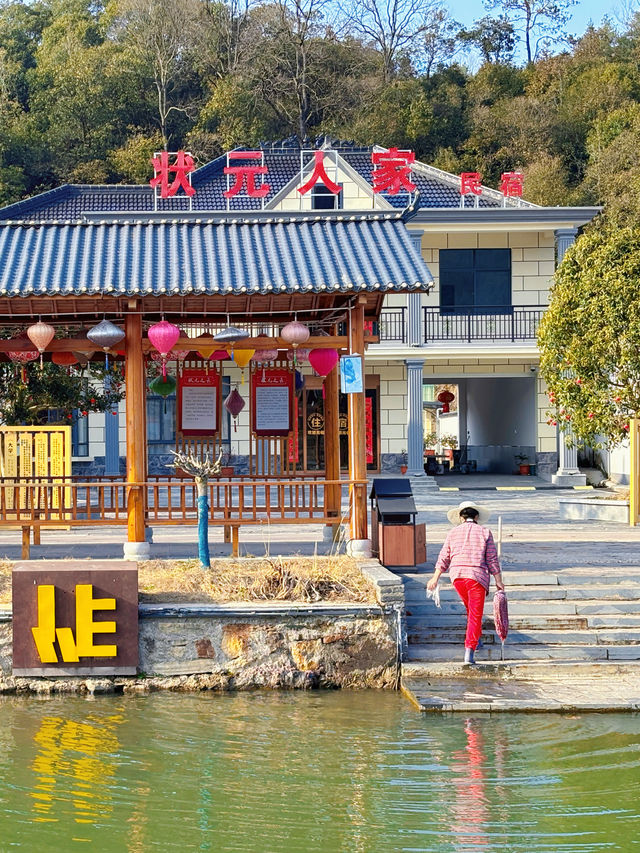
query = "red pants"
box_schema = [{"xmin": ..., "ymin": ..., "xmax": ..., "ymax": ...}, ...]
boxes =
[{"xmin": 453, "ymin": 578, "xmax": 486, "ymax": 650}]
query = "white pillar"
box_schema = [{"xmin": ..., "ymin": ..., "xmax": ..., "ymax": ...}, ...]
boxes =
[
  {"xmin": 552, "ymin": 227, "xmax": 586, "ymax": 485},
  {"xmin": 406, "ymin": 358, "xmax": 425, "ymax": 477}
]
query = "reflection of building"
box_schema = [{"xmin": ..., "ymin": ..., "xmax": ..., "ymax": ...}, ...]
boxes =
[{"xmin": 0, "ymin": 141, "xmax": 599, "ymax": 484}]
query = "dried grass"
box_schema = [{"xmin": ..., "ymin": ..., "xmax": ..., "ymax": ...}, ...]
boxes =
[
  {"xmin": 0, "ymin": 555, "xmax": 376, "ymax": 605},
  {"xmin": 138, "ymin": 556, "xmax": 375, "ymax": 604}
]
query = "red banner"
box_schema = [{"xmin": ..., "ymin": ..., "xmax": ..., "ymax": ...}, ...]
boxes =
[
  {"xmin": 251, "ymin": 368, "xmax": 293, "ymax": 436},
  {"xmin": 365, "ymin": 395, "xmax": 374, "ymax": 465},
  {"xmin": 178, "ymin": 369, "xmax": 221, "ymax": 435},
  {"xmin": 288, "ymin": 395, "xmax": 299, "ymax": 463}
]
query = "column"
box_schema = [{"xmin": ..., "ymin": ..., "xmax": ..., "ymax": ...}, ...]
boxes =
[
  {"xmin": 123, "ymin": 311, "xmax": 150, "ymax": 558},
  {"xmin": 407, "ymin": 230, "xmax": 424, "ymax": 348},
  {"xmin": 552, "ymin": 227, "xmax": 586, "ymax": 485},
  {"xmin": 348, "ymin": 298, "xmax": 370, "ymax": 554},
  {"xmin": 104, "ymin": 376, "xmax": 120, "ymax": 476},
  {"xmin": 323, "ymin": 325, "xmax": 341, "ymax": 540},
  {"xmin": 406, "ymin": 358, "xmax": 425, "ymax": 477}
]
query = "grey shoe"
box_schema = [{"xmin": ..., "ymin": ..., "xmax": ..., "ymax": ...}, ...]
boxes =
[{"xmin": 464, "ymin": 648, "xmax": 475, "ymax": 665}]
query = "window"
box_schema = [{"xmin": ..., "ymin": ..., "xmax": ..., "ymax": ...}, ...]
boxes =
[
  {"xmin": 147, "ymin": 394, "xmax": 176, "ymax": 454},
  {"xmin": 312, "ymin": 184, "xmax": 342, "ymax": 210},
  {"xmin": 439, "ymin": 249, "xmax": 511, "ymax": 314}
]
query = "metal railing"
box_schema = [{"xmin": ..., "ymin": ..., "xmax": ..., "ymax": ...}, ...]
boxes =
[
  {"xmin": 378, "ymin": 307, "xmax": 406, "ymax": 342},
  {"xmin": 423, "ymin": 305, "xmax": 546, "ymax": 343}
]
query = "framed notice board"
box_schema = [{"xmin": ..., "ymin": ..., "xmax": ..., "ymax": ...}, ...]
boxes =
[
  {"xmin": 178, "ymin": 369, "xmax": 221, "ymax": 435},
  {"xmin": 251, "ymin": 368, "xmax": 293, "ymax": 436}
]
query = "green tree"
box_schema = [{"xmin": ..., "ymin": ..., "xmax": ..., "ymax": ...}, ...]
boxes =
[
  {"xmin": 484, "ymin": 0, "xmax": 577, "ymax": 64},
  {"xmin": 538, "ymin": 224, "xmax": 640, "ymax": 446},
  {"xmin": 458, "ymin": 16, "xmax": 516, "ymax": 65}
]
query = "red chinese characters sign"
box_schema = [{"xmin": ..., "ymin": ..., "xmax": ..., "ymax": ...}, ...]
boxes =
[
  {"xmin": 365, "ymin": 395, "xmax": 374, "ymax": 466},
  {"xmin": 224, "ymin": 151, "xmax": 270, "ymax": 199},
  {"xmin": 372, "ymin": 147, "xmax": 416, "ymax": 195},
  {"xmin": 178, "ymin": 369, "xmax": 221, "ymax": 436},
  {"xmin": 150, "ymin": 151, "xmax": 195, "ymax": 198},
  {"xmin": 298, "ymin": 151, "xmax": 342, "ymax": 196},
  {"xmin": 251, "ymin": 368, "xmax": 293, "ymax": 436}
]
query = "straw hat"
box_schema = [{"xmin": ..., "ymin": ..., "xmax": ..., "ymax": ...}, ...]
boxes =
[{"xmin": 446, "ymin": 500, "xmax": 491, "ymax": 526}]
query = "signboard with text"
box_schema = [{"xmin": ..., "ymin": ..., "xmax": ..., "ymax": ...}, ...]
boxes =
[
  {"xmin": 178, "ymin": 369, "xmax": 221, "ymax": 435},
  {"xmin": 12, "ymin": 561, "xmax": 138, "ymax": 676},
  {"xmin": 251, "ymin": 368, "xmax": 293, "ymax": 436}
]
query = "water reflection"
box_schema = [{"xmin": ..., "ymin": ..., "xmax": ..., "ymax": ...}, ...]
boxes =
[
  {"xmin": 30, "ymin": 712, "xmax": 123, "ymax": 829},
  {"xmin": 0, "ymin": 693, "xmax": 637, "ymax": 852}
]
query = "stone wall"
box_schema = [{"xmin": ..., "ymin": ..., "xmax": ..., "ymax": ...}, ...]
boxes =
[{"xmin": 0, "ymin": 602, "xmax": 399, "ymax": 694}]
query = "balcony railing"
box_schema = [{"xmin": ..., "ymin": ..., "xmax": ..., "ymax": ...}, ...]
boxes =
[
  {"xmin": 424, "ymin": 306, "xmax": 545, "ymax": 342},
  {"xmin": 376, "ymin": 305, "xmax": 545, "ymax": 344}
]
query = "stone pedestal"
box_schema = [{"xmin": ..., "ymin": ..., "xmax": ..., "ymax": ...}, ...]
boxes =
[
  {"xmin": 123, "ymin": 541, "xmax": 151, "ymax": 560},
  {"xmin": 346, "ymin": 539, "xmax": 372, "ymax": 558},
  {"xmin": 552, "ymin": 429, "xmax": 586, "ymax": 486}
]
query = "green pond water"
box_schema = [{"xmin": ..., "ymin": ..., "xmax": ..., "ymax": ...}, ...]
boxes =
[{"xmin": 0, "ymin": 691, "xmax": 638, "ymax": 852}]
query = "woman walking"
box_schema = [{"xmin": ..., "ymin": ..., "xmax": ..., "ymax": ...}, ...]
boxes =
[{"xmin": 426, "ymin": 501, "xmax": 505, "ymax": 665}]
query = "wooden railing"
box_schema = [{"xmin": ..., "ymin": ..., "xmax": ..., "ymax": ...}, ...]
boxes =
[{"xmin": 0, "ymin": 477, "xmax": 366, "ymax": 556}]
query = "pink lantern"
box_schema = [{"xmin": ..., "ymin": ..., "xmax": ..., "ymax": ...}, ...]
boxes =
[
  {"xmin": 27, "ymin": 319, "xmax": 55, "ymax": 367},
  {"xmin": 309, "ymin": 348, "xmax": 339, "ymax": 378},
  {"xmin": 281, "ymin": 320, "xmax": 310, "ymax": 347},
  {"xmin": 211, "ymin": 349, "xmax": 231, "ymax": 360},
  {"xmin": 148, "ymin": 320, "xmax": 181, "ymax": 379},
  {"xmin": 288, "ymin": 347, "xmax": 310, "ymax": 364},
  {"xmin": 7, "ymin": 349, "xmax": 38, "ymax": 382},
  {"xmin": 52, "ymin": 351, "xmax": 78, "ymax": 366},
  {"xmin": 224, "ymin": 387, "xmax": 245, "ymax": 432},
  {"xmin": 253, "ymin": 349, "xmax": 278, "ymax": 362}
]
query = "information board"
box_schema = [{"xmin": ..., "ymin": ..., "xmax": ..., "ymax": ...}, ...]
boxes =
[
  {"xmin": 251, "ymin": 368, "xmax": 293, "ymax": 436},
  {"xmin": 178, "ymin": 369, "xmax": 220, "ymax": 435}
]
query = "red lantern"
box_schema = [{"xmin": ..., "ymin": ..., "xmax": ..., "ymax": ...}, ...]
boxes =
[
  {"xmin": 437, "ymin": 389, "xmax": 455, "ymax": 414},
  {"xmin": 224, "ymin": 387, "xmax": 245, "ymax": 432},
  {"xmin": 148, "ymin": 320, "xmax": 181, "ymax": 378},
  {"xmin": 7, "ymin": 349, "xmax": 38, "ymax": 382},
  {"xmin": 52, "ymin": 351, "xmax": 78, "ymax": 366},
  {"xmin": 309, "ymin": 348, "xmax": 339, "ymax": 378}
]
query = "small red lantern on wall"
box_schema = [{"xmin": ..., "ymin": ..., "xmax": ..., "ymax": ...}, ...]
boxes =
[{"xmin": 437, "ymin": 389, "xmax": 455, "ymax": 413}]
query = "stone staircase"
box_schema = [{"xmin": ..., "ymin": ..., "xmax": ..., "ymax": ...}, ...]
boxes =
[{"xmin": 402, "ymin": 568, "xmax": 640, "ymax": 664}]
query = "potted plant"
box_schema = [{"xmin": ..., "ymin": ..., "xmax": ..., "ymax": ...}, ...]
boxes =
[
  {"xmin": 423, "ymin": 432, "xmax": 438, "ymax": 457},
  {"xmin": 220, "ymin": 449, "xmax": 235, "ymax": 477},
  {"xmin": 515, "ymin": 453, "xmax": 530, "ymax": 475},
  {"xmin": 440, "ymin": 434, "xmax": 458, "ymax": 460},
  {"xmin": 400, "ymin": 450, "xmax": 408, "ymax": 475}
]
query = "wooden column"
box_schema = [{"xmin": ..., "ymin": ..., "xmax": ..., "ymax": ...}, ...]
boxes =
[
  {"xmin": 324, "ymin": 325, "xmax": 341, "ymax": 530},
  {"xmin": 125, "ymin": 312, "xmax": 147, "ymax": 550},
  {"xmin": 348, "ymin": 299, "xmax": 368, "ymax": 543}
]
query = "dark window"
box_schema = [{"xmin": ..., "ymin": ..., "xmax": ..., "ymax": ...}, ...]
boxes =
[
  {"xmin": 439, "ymin": 249, "xmax": 511, "ymax": 314},
  {"xmin": 312, "ymin": 184, "xmax": 342, "ymax": 210},
  {"xmin": 147, "ymin": 394, "xmax": 176, "ymax": 454}
]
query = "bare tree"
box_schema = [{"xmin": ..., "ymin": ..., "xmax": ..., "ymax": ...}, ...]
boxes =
[
  {"xmin": 341, "ymin": 0, "xmax": 440, "ymax": 82},
  {"xmin": 113, "ymin": 0, "xmax": 202, "ymax": 148},
  {"xmin": 419, "ymin": 6, "xmax": 460, "ymax": 78},
  {"xmin": 197, "ymin": 0, "xmax": 256, "ymax": 80},
  {"xmin": 484, "ymin": 0, "xmax": 578, "ymax": 64}
]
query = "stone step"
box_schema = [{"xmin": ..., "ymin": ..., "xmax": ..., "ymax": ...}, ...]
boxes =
[
  {"xmin": 401, "ymin": 660, "xmax": 640, "ymax": 679},
  {"xmin": 407, "ymin": 615, "xmax": 588, "ymax": 632},
  {"xmin": 587, "ymin": 615, "xmax": 640, "ymax": 628},
  {"xmin": 407, "ymin": 627, "xmax": 640, "ymax": 645},
  {"xmin": 405, "ymin": 643, "xmax": 640, "ymax": 662},
  {"xmin": 405, "ymin": 601, "xmax": 579, "ymax": 617},
  {"xmin": 403, "ymin": 584, "xmax": 640, "ymax": 603},
  {"xmin": 577, "ymin": 601, "xmax": 640, "ymax": 614}
]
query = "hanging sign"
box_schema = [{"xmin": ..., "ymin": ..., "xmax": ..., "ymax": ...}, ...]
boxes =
[
  {"xmin": 340, "ymin": 354, "xmax": 364, "ymax": 394},
  {"xmin": 251, "ymin": 368, "xmax": 293, "ymax": 436},
  {"xmin": 178, "ymin": 369, "xmax": 220, "ymax": 435}
]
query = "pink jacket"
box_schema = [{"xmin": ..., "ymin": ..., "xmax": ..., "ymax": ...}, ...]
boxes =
[{"xmin": 435, "ymin": 520, "xmax": 501, "ymax": 592}]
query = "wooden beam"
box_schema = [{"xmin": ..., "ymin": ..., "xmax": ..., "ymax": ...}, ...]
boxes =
[
  {"xmin": 348, "ymin": 299, "xmax": 368, "ymax": 542},
  {"xmin": 125, "ymin": 312, "xmax": 146, "ymax": 545}
]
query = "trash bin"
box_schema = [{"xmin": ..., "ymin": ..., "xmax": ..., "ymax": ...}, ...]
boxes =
[{"xmin": 369, "ymin": 479, "xmax": 426, "ymax": 568}]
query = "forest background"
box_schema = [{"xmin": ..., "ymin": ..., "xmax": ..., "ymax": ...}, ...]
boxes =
[{"xmin": 1, "ymin": 0, "xmax": 640, "ymax": 227}]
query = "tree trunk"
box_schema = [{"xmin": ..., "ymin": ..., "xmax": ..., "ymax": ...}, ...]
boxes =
[{"xmin": 196, "ymin": 479, "xmax": 211, "ymax": 569}]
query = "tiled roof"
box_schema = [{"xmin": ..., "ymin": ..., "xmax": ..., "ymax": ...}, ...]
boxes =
[
  {"xmin": 0, "ymin": 145, "xmax": 536, "ymax": 221},
  {"xmin": 0, "ymin": 212, "xmax": 433, "ymax": 297}
]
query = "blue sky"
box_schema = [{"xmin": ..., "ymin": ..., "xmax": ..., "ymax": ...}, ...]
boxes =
[{"xmin": 446, "ymin": 0, "xmax": 626, "ymax": 34}]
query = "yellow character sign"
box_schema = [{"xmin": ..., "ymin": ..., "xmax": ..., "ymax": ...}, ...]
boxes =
[
  {"xmin": 32, "ymin": 584, "xmax": 117, "ymax": 663},
  {"xmin": 13, "ymin": 561, "xmax": 138, "ymax": 676}
]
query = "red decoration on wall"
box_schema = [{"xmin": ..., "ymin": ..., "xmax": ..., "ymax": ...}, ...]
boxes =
[
  {"xmin": 365, "ymin": 395, "xmax": 373, "ymax": 466},
  {"xmin": 437, "ymin": 389, "xmax": 455, "ymax": 413},
  {"xmin": 223, "ymin": 151, "xmax": 271, "ymax": 199},
  {"xmin": 178, "ymin": 369, "xmax": 221, "ymax": 436},
  {"xmin": 297, "ymin": 152, "xmax": 341, "ymax": 196},
  {"xmin": 288, "ymin": 395, "xmax": 300, "ymax": 464},
  {"xmin": 460, "ymin": 172, "xmax": 482, "ymax": 196},
  {"xmin": 150, "ymin": 151, "xmax": 196, "ymax": 198},
  {"xmin": 371, "ymin": 148, "xmax": 416, "ymax": 194},
  {"xmin": 500, "ymin": 172, "xmax": 524, "ymax": 197},
  {"xmin": 251, "ymin": 368, "xmax": 293, "ymax": 436}
]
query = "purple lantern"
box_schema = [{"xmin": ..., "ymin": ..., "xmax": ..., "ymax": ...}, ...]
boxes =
[{"xmin": 224, "ymin": 387, "xmax": 245, "ymax": 432}]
